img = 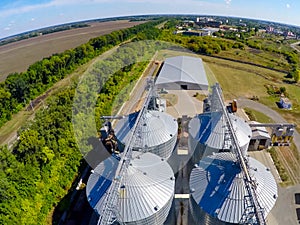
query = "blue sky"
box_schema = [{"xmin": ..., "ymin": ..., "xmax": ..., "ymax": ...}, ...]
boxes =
[{"xmin": 1, "ymin": 0, "xmax": 300, "ymax": 39}]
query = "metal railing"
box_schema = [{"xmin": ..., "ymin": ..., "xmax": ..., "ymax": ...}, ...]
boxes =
[
  {"xmin": 212, "ymin": 84, "xmax": 266, "ymax": 225},
  {"xmin": 97, "ymin": 80, "xmax": 155, "ymax": 225}
]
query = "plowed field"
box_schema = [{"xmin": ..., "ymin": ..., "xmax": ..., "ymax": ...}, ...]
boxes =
[{"xmin": 0, "ymin": 20, "xmax": 144, "ymax": 81}]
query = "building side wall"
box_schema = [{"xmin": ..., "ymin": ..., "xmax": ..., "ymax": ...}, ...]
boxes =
[{"xmin": 156, "ymin": 82, "xmax": 208, "ymax": 90}]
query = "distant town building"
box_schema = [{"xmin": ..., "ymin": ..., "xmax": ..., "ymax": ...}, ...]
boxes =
[
  {"xmin": 284, "ymin": 30, "xmax": 296, "ymax": 39},
  {"xmin": 273, "ymin": 29, "xmax": 284, "ymax": 35},
  {"xmin": 181, "ymin": 27, "xmax": 219, "ymax": 37},
  {"xmin": 266, "ymin": 26, "xmax": 274, "ymax": 33},
  {"xmin": 201, "ymin": 27, "xmax": 219, "ymax": 34},
  {"xmin": 195, "ymin": 17, "xmax": 222, "ymax": 28},
  {"xmin": 258, "ymin": 29, "xmax": 267, "ymax": 33},
  {"xmin": 181, "ymin": 20, "xmax": 194, "ymax": 28},
  {"xmin": 182, "ymin": 31, "xmax": 202, "ymax": 36},
  {"xmin": 196, "ymin": 17, "xmax": 214, "ymax": 23},
  {"xmin": 182, "ymin": 31, "xmax": 208, "ymax": 37}
]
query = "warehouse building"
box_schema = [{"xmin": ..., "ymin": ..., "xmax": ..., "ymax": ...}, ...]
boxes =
[{"xmin": 155, "ymin": 56, "xmax": 209, "ymax": 90}]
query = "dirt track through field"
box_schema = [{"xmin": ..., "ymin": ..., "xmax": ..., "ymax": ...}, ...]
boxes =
[{"xmin": 0, "ymin": 20, "xmax": 144, "ymax": 81}]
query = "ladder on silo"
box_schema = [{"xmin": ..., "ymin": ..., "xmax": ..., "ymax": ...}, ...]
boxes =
[
  {"xmin": 213, "ymin": 83, "xmax": 266, "ymax": 225},
  {"xmin": 97, "ymin": 80, "xmax": 155, "ymax": 225}
]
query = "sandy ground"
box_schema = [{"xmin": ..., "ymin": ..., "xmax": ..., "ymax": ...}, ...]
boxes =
[{"xmin": 165, "ymin": 90, "xmax": 208, "ymax": 118}]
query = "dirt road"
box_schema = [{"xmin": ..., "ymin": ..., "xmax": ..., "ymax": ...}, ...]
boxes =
[{"xmin": 290, "ymin": 41, "xmax": 300, "ymax": 53}]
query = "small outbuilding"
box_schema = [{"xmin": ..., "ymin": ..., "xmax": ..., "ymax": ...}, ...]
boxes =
[
  {"xmin": 279, "ymin": 97, "xmax": 292, "ymax": 109},
  {"xmin": 155, "ymin": 56, "xmax": 208, "ymax": 91},
  {"xmin": 248, "ymin": 121, "xmax": 271, "ymax": 150}
]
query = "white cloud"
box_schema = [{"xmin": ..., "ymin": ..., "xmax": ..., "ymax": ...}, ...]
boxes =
[
  {"xmin": 31, "ymin": 18, "xmax": 35, "ymax": 21},
  {"xmin": 225, "ymin": 0, "xmax": 232, "ymax": 5},
  {"xmin": 4, "ymin": 27, "xmax": 10, "ymax": 31},
  {"xmin": 286, "ymin": 3, "xmax": 290, "ymax": 8}
]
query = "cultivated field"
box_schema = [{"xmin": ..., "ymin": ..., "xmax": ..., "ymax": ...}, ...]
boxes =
[{"xmin": 0, "ymin": 20, "xmax": 144, "ymax": 81}]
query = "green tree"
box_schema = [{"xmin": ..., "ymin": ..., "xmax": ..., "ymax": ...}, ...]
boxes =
[
  {"xmin": 293, "ymin": 69, "xmax": 300, "ymax": 82},
  {"xmin": 279, "ymin": 86, "xmax": 286, "ymax": 94}
]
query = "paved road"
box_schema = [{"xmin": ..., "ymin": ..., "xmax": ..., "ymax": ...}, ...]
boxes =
[
  {"xmin": 268, "ymin": 184, "xmax": 300, "ymax": 225},
  {"xmin": 238, "ymin": 98, "xmax": 300, "ymax": 153}
]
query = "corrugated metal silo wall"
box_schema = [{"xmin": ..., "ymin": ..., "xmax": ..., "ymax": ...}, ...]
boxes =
[
  {"xmin": 189, "ymin": 197, "xmax": 234, "ymax": 225},
  {"xmin": 240, "ymin": 141, "xmax": 250, "ymax": 157},
  {"xmin": 141, "ymin": 133, "xmax": 177, "ymax": 159},
  {"xmin": 125, "ymin": 193, "xmax": 174, "ymax": 225}
]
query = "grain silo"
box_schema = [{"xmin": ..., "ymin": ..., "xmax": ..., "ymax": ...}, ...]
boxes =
[
  {"xmin": 188, "ymin": 111, "xmax": 252, "ymax": 161},
  {"xmin": 189, "ymin": 152, "xmax": 278, "ymax": 225},
  {"xmin": 86, "ymin": 151, "xmax": 175, "ymax": 225},
  {"xmin": 115, "ymin": 110, "xmax": 178, "ymax": 159}
]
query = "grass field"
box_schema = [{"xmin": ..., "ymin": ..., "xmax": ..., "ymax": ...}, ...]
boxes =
[
  {"xmin": 217, "ymin": 46, "xmax": 290, "ymax": 71},
  {"xmin": 244, "ymin": 107, "xmax": 275, "ymax": 123},
  {"xmin": 201, "ymin": 56, "xmax": 300, "ymax": 131},
  {"xmin": 0, "ymin": 20, "xmax": 144, "ymax": 81}
]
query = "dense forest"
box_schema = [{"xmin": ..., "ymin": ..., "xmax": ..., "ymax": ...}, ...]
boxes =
[{"xmin": 0, "ymin": 21, "xmax": 162, "ymax": 225}]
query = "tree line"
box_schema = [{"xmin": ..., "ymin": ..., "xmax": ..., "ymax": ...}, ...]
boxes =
[
  {"xmin": 0, "ymin": 88, "xmax": 82, "ymax": 224},
  {"xmin": 0, "ymin": 20, "xmax": 162, "ymax": 128}
]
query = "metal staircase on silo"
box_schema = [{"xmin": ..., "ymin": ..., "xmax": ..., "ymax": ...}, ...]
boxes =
[
  {"xmin": 212, "ymin": 83, "xmax": 266, "ymax": 225},
  {"xmin": 96, "ymin": 81, "xmax": 155, "ymax": 225}
]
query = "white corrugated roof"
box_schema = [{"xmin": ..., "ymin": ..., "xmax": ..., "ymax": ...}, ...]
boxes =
[
  {"xmin": 189, "ymin": 111, "xmax": 252, "ymax": 150},
  {"xmin": 86, "ymin": 152, "xmax": 175, "ymax": 223},
  {"xmin": 115, "ymin": 110, "xmax": 178, "ymax": 149},
  {"xmin": 155, "ymin": 56, "xmax": 208, "ymax": 87},
  {"xmin": 190, "ymin": 152, "xmax": 278, "ymax": 224},
  {"xmin": 250, "ymin": 121, "xmax": 271, "ymax": 139}
]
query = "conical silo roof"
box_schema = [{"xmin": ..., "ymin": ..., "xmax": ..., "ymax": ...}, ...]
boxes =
[
  {"xmin": 189, "ymin": 111, "xmax": 252, "ymax": 152},
  {"xmin": 189, "ymin": 152, "xmax": 277, "ymax": 224},
  {"xmin": 86, "ymin": 152, "xmax": 175, "ymax": 224},
  {"xmin": 115, "ymin": 110, "xmax": 178, "ymax": 158}
]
